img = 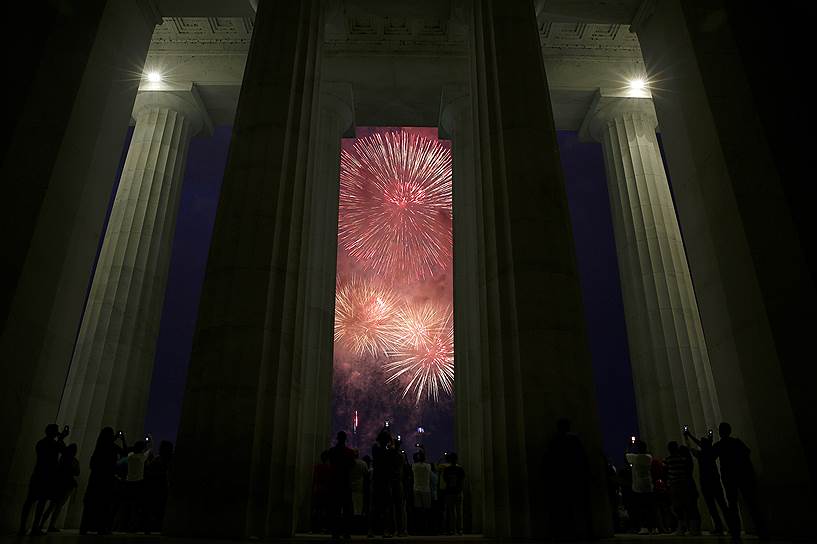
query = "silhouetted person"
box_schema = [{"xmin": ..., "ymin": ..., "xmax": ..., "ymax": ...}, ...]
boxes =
[
  {"xmin": 545, "ymin": 418, "xmax": 592, "ymax": 541},
  {"xmin": 665, "ymin": 441, "xmax": 700, "ymax": 535},
  {"xmin": 328, "ymin": 431, "xmax": 355, "ymax": 540},
  {"xmin": 121, "ymin": 437, "xmax": 151, "ymax": 532},
  {"xmin": 713, "ymin": 422, "xmax": 768, "ymax": 541},
  {"xmin": 412, "ymin": 451, "xmax": 432, "ymax": 534},
  {"xmin": 388, "ymin": 438, "xmax": 408, "ymax": 537},
  {"xmin": 370, "ymin": 431, "xmax": 393, "ymax": 537},
  {"xmin": 351, "ymin": 449, "xmax": 367, "ymax": 519},
  {"xmin": 442, "ymin": 452, "xmax": 465, "ymax": 535},
  {"xmin": 685, "ymin": 429, "xmax": 727, "ymax": 535},
  {"xmin": 311, "ymin": 450, "xmax": 332, "ymax": 533},
  {"xmin": 40, "ymin": 443, "xmax": 79, "ymax": 532},
  {"xmin": 19, "ymin": 424, "xmax": 68, "ymax": 535},
  {"xmin": 430, "ymin": 460, "xmax": 440, "ymax": 533},
  {"xmin": 143, "ymin": 440, "xmax": 173, "ymax": 533},
  {"xmin": 80, "ymin": 427, "xmax": 127, "ymax": 534},
  {"xmin": 625, "ymin": 439, "xmax": 656, "ymax": 534}
]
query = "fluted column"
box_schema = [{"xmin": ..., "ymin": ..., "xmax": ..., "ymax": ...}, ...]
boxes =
[
  {"xmin": 469, "ymin": 0, "xmax": 609, "ymax": 538},
  {"xmin": 580, "ymin": 93, "xmax": 720, "ymax": 451},
  {"xmin": 440, "ymin": 88, "xmax": 486, "ymax": 535},
  {"xmin": 59, "ymin": 86, "xmax": 209, "ymax": 524},
  {"xmin": 164, "ymin": 0, "xmax": 323, "ymax": 538},
  {"xmin": 0, "ymin": 1, "xmax": 159, "ymax": 530},
  {"xmin": 292, "ymin": 82, "xmax": 354, "ymax": 531}
]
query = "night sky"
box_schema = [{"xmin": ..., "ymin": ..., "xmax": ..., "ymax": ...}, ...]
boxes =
[{"xmin": 133, "ymin": 126, "xmax": 639, "ymax": 464}]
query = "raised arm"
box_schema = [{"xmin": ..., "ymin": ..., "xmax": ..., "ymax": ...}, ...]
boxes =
[{"xmin": 684, "ymin": 430, "xmax": 702, "ymax": 448}]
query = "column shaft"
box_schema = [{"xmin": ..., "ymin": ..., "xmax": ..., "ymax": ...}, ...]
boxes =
[
  {"xmin": 468, "ymin": 0, "xmax": 609, "ymax": 538},
  {"xmin": 634, "ymin": 0, "xmax": 817, "ymax": 533},
  {"xmin": 291, "ymin": 85, "xmax": 353, "ymax": 531},
  {"xmin": 588, "ymin": 101, "xmax": 720, "ymax": 450},
  {"xmin": 164, "ymin": 0, "xmax": 323, "ymax": 537},
  {"xmin": 0, "ymin": 1, "xmax": 157, "ymax": 529},
  {"xmin": 59, "ymin": 92, "xmax": 201, "ymax": 525},
  {"xmin": 441, "ymin": 91, "xmax": 486, "ymax": 535}
]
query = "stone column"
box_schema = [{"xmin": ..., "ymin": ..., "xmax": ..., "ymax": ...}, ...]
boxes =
[
  {"xmin": 468, "ymin": 0, "xmax": 609, "ymax": 538},
  {"xmin": 580, "ymin": 93, "xmax": 720, "ymax": 452},
  {"xmin": 164, "ymin": 0, "xmax": 324, "ymax": 538},
  {"xmin": 633, "ymin": 0, "xmax": 817, "ymax": 534},
  {"xmin": 0, "ymin": 0, "xmax": 158, "ymax": 530},
  {"xmin": 292, "ymin": 82, "xmax": 354, "ymax": 531},
  {"xmin": 440, "ymin": 88, "xmax": 486, "ymax": 535},
  {"xmin": 58, "ymin": 86, "xmax": 209, "ymax": 525}
]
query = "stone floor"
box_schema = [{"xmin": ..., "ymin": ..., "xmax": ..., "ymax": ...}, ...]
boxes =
[{"xmin": 0, "ymin": 532, "xmax": 797, "ymax": 544}]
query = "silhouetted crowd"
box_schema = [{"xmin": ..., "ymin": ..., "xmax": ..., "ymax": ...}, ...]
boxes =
[
  {"xmin": 18, "ymin": 424, "xmax": 173, "ymax": 536},
  {"xmin": 311, "ymin": 429, "xmax": 466, "ymax": 539},
  {"xmin": 20, "ymin": 418, "xmax": 766, "ymax": 540},
  {"xmin": 608, "ymin": 421, "xmax": 767, "ymax": 541}
]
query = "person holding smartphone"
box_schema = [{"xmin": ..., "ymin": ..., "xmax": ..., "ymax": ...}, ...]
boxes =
[
  {"xmin": 18, "ymin": 424, "xmax": 69, "ymax": 535},
  {"xmin": 684, "ymin": 427, "xmax": 727, "ymax": 535},
  {"xmin": 80, "ymin": 427, "xmax": 127, "ymax": 534},
  {"xmin": 625, "ymin": 439, "xmax": 657, "ymax": 535}
]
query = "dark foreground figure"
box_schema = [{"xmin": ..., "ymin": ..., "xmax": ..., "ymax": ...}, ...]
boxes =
[{"xmin": 18, "ymin": 424, "xmax": 69, "ymax": 536}]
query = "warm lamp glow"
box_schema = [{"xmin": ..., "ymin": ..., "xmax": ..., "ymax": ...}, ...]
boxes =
[
  {"xmin": 146, "ymin": 71, "xmax": 162, "ymax": 83},
  {"xmin": 629, "ymin": 78, "xmax": 647, "ymax": 92}
]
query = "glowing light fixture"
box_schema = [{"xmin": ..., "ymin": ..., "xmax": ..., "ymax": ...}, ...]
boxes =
[
  {"xmin": 146, "ymin": 71, "xmax": 162, "ymax": 83},
  {"xmin": 629, "ymin": 78, "xmax": 647, "ymax": 93}
]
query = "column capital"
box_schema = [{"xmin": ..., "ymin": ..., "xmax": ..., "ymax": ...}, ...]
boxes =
[
  {"xmin": 438, "ymin": 84, "xmax": 470, "ymax": 139},
  {"xmin": 578, "ymin": 89, "xmax": 658, "ymax": 143},
  {"xmin": 133, "ymin": 83, "xmax": 213, "ymax": 137},
  {"xmin": 320, "ymin": 81, "xmax": 355, "ymax": 137}
]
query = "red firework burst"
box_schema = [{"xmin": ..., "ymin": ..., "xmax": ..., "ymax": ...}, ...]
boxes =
[
  {"xmin": 384, "ymin": 304, "xmax": 454, "ymax": 404},
  {"xmin": 339, "ymin": 131, "xmax": 452, "ymax": 281},
  {"xmin": 334, "ymin": 277, "xmax": 401, "ymax": 357}
]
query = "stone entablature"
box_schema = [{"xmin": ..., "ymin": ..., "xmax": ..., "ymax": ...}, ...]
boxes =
[
  {"xmin": 539, "ymin": 21, "xmax": 641, "ymax": 60},
  {"xmin": 147, "ymin": 16, "xmax": 641, "ymax": 61},
  {"xmin": 149, "ymin": 17, "xmax": 253, "ymax": 53}
]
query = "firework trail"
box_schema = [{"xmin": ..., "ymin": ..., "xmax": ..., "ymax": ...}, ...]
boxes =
[
  {"xmin": 334, "ymin": 277, "xmax": 401, "ymax": 357},
  {"xmin": 339, "ymin": 131, "xmax": 452, "ymax": 281},
  {"xmin": 384, "ymin": 304, "xmax": 455, "ymax": 404}
]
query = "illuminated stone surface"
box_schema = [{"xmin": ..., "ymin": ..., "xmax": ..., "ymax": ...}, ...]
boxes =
[{"xmin": 580, "ymin": 93, "xmax": 720, "ymax": 458}]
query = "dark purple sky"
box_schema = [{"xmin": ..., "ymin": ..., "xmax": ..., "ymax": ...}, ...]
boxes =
[
  {"xmin": 143, "ymin": 126, "xmax": 232, "ymax": 449},
  {"xmin": 133, "ymin": 127, "xmax": 639, "ymax": 462}
]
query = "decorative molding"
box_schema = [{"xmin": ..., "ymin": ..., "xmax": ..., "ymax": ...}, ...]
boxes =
[
  {"xmin": 148, "ymin": 15, "xmax": 640, "ymax": 61},
  {"xmin": 325, "ymin": 14, "xmax": 467, "ymax": 56},
  {"xmin": 149, "ymin": 17, "xmax": 253, "ymax": 53},
  {"xmin": 539, "ymin": 20, "xmax": 642, "ymax": 60}
]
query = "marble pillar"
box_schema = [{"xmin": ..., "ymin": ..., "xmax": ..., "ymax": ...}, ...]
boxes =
[
  {"xmin": 440, "ymin": 88, "xmax": 486, "ymax": 535},
  {"xmin": 164, "ymin": 0, "xmax": 324, "ymax": 538},
  {"xmin": 579, "ymin": 93, "xmax": 720, "ymax": 453},
  {"xmin": 0, "ymin": 0, "xmax": 158, "ymax": 530},
  {"xmin": 58, "ymin": 86, "xmax": 210, "ymax": 525},
  {"xmin": 468, "ymin": 0, "xmax": 609, "ymax": 538},
  {"xmin": 634, "ymin": 0, "xmax": 817, "ymax": 534},
  {"xmin": 292, "ymin": 82, "xmax": 354, "ymax": 531}
]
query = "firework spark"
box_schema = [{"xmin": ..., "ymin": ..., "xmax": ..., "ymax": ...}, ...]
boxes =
[
  {"xmin": 334, "ymin": 277, "xmax": 401, "ymax": 357},
  {"xmin": 339, "ymin": 131, "xmax": 452, "ymax": 281},
  {"xmin": 384, "ymin": 304, "xmax": 455, "ymax": 404}
]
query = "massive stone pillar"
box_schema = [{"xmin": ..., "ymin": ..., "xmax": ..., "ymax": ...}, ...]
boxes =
[
  {"xmin": 58, "ymin": 86, "xmax": 210, "ymax": 525},
  {"xmin": 0, "ymin": 0, "xmax": 158, "ymax": 530},
  {"xmin": 440, "ymin": 87, "xmax": 486, "ymax": 535},
  {"xmin": 164, "ymin": 0, "xmax": 326, "ymax": 538},
  {"xmin": 466, "ymin": 0, "xmax": 609, "ymax": 538},
  {"xmin": 291, "ymin": 82, "xmax": 354, "ymax": 531},
  {"xmin": 633, "ymin": 0, "xmax": 817, "ymax": 534},
  {"xmin": 579, "ymin": 93, "xmax": 720, "ymax": 453}
]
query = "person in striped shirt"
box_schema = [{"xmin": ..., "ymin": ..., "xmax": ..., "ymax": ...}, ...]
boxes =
[{"xmin": 665, "ymin": 441, "xmax": 701, "ymax": 535}]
